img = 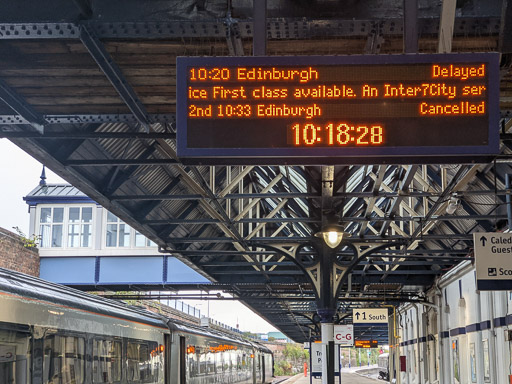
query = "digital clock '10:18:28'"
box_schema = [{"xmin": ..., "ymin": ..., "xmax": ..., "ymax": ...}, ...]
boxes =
[{"xmin": 289, "ymin": 123, "xmax": 384, "ymax": 146}]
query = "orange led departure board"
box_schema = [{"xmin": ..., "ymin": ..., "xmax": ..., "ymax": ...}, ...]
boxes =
[
  {"xmin": 176, "ymin": 53, "xmax": 499, "ymax": 165},
  {"xmin": 355, "ymin": 340, "xmax": 378, "ymax": 349}
]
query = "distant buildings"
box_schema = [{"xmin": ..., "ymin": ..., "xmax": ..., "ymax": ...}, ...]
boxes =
[{"xmin": 258, "ymin": 331, "xmax": 292, "ymax": 343}]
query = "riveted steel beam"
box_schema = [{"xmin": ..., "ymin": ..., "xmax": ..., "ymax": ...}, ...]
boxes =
[
  {"xmin": 163, "ymin": 234, "xmax": 472, "ymax": 244},
  {"xmin": 63, "ymin": 158, "xmax": 178, "ymax": 166},
  {"xmin": 0, "ymin": 114, "xmax": 175, "ymax": 125},
  {"xmin": 379, "ymin": 165, "xmax": 418, "ymax": 236},
  {"xmin": 0, "ymin": 131, "xmax": 176, "ymax": 140},
  {"xmin": 0, "ymin": 18, "xmax": 500, "ymax": 40},
  {"xmin": 79, "ymin": 24, "xmax": 152, "ymax": 132},
  {"xmin": 0, "ymin": 79, "xmax": 46, "ymax": 133}
]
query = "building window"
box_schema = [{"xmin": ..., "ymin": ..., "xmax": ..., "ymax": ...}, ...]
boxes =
[
  {"xmin": 40, "ymin": 207, "xmax": 64, "ymax": 247},
  {"xmin": 135, "ymin": 231, "xmax": 156, "ymax": 247},
  {"xmin": 68, "ymin": 207, "xmax": 92, "ymax": 248},
  {"xmin": 106, "ymin": 212, "xmax": 130, "ymax": 247},
  {"xmin": 39, "ymin": 206, "xmax": 94, "ymax": 248}
]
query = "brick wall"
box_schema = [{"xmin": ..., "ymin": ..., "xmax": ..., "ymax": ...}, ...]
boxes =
[{"xmin": 0, "ymin": 227, "xmax": 39, "ymax": 276}]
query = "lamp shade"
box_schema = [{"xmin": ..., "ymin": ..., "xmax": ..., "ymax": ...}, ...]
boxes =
[
  {"xmin": 314, "ymin": 223, "xmax": 347, "ymax": 248},
  {"xmin": 323, "ymin": 230, "xmax": 344, "ymax": 248}
]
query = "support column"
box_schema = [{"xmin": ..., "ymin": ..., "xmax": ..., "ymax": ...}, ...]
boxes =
[
  {"xmin": 317, "ymin": 241, "xmax": 336, "ymax": 384},
  {"xmin": 321, "ymin": 321, "xmax": 334, "ymax": 384},
  {"xmin": 253, "ymin": 0, "xmax": 267, "ymax": 56}
]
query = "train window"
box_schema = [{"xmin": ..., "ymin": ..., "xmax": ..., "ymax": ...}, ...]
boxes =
[
  {"xmin": 43, "ymin": 335, "xmax": 85, "ymax": 384},
  {"xmin": 206, "ymin": 351, "xmax": 215, "ymax": 374},
  {"xmin": 186, "ymin": 345, "xmax": 198, "ymax": 377},
  {"xmin": 231, "ymin": 351, "xmax": 236, "ymax": 372},
  {"xmin": 186, "ymin": 346, "xmax": 195, "ymax": 376},
  {"xmin": 215, "ymin": 350, "xmax": 223, "ymax": 373},
  {"xmin": 92, "ymin": 339, "xmax": 121, "ymax": 383},
  {"xmin": 0, "ymin": 328, "xmax": 31, "ymax": 384},
  {"xmin": 127, "ymin": 342, "xmax": 157, "ymax": 383},
  {"xmin": 198, "ymin": 349, "xmax": 206, "ymax": 375},
  {"xmin": 222, "ymin": 351, "xmax": 230, "ymax": 372},
  {"xmin": 242, "ymin": 353, "xmax": 247, "ymax": 371},
  {"xmin": 139, "ymin": 344, "xmax": 151, "ymax": 382}
]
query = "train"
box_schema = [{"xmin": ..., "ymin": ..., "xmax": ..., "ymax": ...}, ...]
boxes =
[
  {"xmin": 0, "ymin": 267, "xmax": 273, "ymax": 384},
  {"xmin": 377, "ymin": 353, "xmax": 389, "ymax": 381}
]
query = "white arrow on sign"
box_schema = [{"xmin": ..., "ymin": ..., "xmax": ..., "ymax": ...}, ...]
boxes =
[{"xmin": 352, "ymin": 308, "xmax": 388, "ymax": 324}]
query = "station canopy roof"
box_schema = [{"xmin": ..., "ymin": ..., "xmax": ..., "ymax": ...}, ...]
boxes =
[{"xmin": 1, "ymin": 0, "xmax": 512, "ymax": 343}]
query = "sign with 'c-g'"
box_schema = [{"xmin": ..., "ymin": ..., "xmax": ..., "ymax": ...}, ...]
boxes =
[{"xmin": 334, "ymin": 324, "xmax": 353, "ymax": 346}]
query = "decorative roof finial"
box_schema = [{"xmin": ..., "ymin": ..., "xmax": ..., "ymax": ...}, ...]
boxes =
[{"xmin": 39, "ymin": 165, "xmax": 47, "ymax": 186}]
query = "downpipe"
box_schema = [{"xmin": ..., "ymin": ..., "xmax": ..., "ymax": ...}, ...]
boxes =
[{"xmin": 434, "ymin": 284, "xmax": 444, "ymax": 384}]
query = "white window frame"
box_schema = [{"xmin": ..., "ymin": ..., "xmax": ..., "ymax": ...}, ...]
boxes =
[
  {"xmin": 135, "ymin": 230, "xmax": 157, "ymax": 248},
  {"xmin": 105, "ymin": 211, "xmax": 132, "ymax": 248},
  {"xmin": 39, "ymin": 206, "xmax": 64, "ymax": 248},
  {"xmin": 37, "ymin": 204, "xmax": 95, "ymax": 249},
  {"xmin": 67, "ymin": 206, "xmax": 94, "ymax": 248},
  {"xmin": 104, "ymin": 211, "xmax": 157, "ymax": 249}
]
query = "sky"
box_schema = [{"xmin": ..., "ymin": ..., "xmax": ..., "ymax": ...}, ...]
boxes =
[{"xmin": 0, "ymin": 138, "xmax": 278, "ymax": 334}]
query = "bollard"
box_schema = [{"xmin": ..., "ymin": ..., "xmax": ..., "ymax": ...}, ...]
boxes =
[{"xmin": 304, "ymin": 362, "xmax": 308, "ymax": 377}]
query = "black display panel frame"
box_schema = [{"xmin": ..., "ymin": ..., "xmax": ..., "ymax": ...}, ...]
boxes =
[{"xmin": 176, "ymin": 53, "xmax": 500, "ymax": 165}]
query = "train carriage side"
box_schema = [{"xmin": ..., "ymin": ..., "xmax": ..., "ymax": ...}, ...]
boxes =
[
  {"xmin": 246, "ymin": 340, "xmax": 273, "ymax": 384},
  {"xmin": 0, "ymin": 268, "xmax": 168, "ymax": 384},
  {"xmin": 261, "ymin": 346, "xmax": 273, "ymax": 383},
  {"xmin": 0, "ymin": 267, "xmax": 274, "ymax": 384},
  {"xmin": 168, "ymin": 322, "xmax": 273, "ymax": 384}
]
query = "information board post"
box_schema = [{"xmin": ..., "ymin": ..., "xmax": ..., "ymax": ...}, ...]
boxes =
[
  {"xmin": 310, "ymin": 340, "xmax": 341, "ymax": 383},
  {"xmin": 321, "ymin": 323, "xmax": 334, "ymax": 384}
]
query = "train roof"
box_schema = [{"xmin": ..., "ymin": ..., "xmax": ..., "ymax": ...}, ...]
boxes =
[
  {"xmin": 247, "ymin": 339, "xmax": 273, "ymax": 354},
  {"xmin": 0, "ymin": 268, "xmax": 273, "ymax": 353},
  {"xmin": 170, "ymin": 320, "xmax": 265, "ymax": 350},
  {"xmin": 0, "ymin": 267, "xmax": 167, "ymax": 329}
]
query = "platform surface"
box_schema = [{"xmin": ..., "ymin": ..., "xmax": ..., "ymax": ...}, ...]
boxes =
[{"xmin": 280, "ymin": 369, "xmax": 383, "ymax": 384}]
